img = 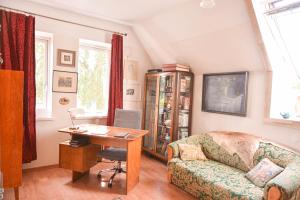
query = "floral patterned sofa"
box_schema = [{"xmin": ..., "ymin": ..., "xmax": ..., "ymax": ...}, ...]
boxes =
[{"xmin": 167, "ymin": 132, "xmax": 300, "ymax": 200}]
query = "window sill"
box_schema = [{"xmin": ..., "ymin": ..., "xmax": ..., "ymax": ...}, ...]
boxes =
[
  {"xmin": 36, "ymin": 116, "xmax": 54, "ymax": 121},
  {"xmin": 264, "ymin": 118, "xmax": 300, "ymax": 129},
  {"xmin": 73, "ymin": 113, "xmax": 107, "ymax": 120}
]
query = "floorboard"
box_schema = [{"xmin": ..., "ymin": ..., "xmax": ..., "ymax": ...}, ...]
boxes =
[{"xmin": 3, "ymin": 155, "xmax": 195, "ymax": 200}]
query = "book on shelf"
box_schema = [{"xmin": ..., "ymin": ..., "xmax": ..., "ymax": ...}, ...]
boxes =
[
  {"xmin": 162, "ymin": 67, "xmax": 189, "ymax": 72},
  {"xmin": 162, "ymin": 63, "xmax": 190, "ymax": 72},
  {"xmin": 180, "ymin": 79, "xmax": 187, "ymax": 92},
  {"xmin": 162, "ymin": 64, "xmax": 190, "ymax": 69}
]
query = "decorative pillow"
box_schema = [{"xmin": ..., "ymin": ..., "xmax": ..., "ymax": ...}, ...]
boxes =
[
  {"xmin": 178, "ymin": 143, "xmax": 207, "ymax": 161},
  {"xmin": 246, "ymin": 158, "xmax": 284, "ymax": 187},
  {"xmin": 253, "ymin": 142, "xmax": 299, "ymax": 168}
]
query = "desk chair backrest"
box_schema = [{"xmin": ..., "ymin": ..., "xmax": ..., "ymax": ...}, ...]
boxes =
[{"xmin": 114, "ymin": 109, "xmax": 142, "ymax": 129}]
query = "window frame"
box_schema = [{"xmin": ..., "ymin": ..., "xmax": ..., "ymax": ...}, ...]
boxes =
[
  {"xmin": 247, "ymin": 0, "xmax": 300, "ymax": 128},
  {"xmin": 35, "ymin": 31, "xmax": 53, "ymax": 120},
  {"xmin": 76, "ymin": 39, "xmax": 111, "ymax": 119}
]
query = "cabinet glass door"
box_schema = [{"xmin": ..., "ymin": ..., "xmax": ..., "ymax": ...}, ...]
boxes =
[
  {"xmin": 177, "ymin": 74, "xmax": 192, "ymax": 140},
  {"xmin": 143, "ymin": 76, "xmax": 158, "ymax": 151},
  {"xmin": 156, "ymin": 74, "xmax": 175, "ymax": 157}
]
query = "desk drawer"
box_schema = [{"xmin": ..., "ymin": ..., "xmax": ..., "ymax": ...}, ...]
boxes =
[{"xmin": 59, "ymin": 141, "xmax": 101, "ymax": 172}]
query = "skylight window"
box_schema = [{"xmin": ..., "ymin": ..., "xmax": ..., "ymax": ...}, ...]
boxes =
[{"xmin": 252, "ymin": 0, "xmax": 300, "ymax": 121}]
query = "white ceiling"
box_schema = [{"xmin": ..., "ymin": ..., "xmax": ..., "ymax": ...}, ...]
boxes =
[
  {"xmin": 134, "ymin": 0, "xmax": 265, "ymax": 73},
  {"xmin": 24, "ymin": 0, "xmax": 264, "ymax": 73},
  {"xmin": 25, "ymin": 0, "xmax": 192, "ymax": 22}
]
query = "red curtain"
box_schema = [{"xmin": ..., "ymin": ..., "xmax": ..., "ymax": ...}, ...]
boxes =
[
  {"xmin": 0, "ymin": 10, "xmax": 37, "ymax": 163},
  {"xmin": 107, "ymin": 34, "xmax": 123, "ymax": 126}
]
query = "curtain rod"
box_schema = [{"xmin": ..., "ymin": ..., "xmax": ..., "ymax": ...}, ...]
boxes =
[{"xmin": 0, "ymin": 5, "xmax": 127, "ymax": 36}]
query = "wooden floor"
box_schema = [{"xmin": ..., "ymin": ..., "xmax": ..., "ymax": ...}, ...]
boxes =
[{"xmin": 4, "ymin": 155, "xmax": 196, "ymax": 200}]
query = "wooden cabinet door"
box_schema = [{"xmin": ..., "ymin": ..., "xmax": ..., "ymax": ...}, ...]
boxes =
[
  {"xmin": 155, "ymin": 74, "xmax": 176, "ymax": 158},
  {"xmin": 0, "ymin": 69, "xmax": 24, "ymax": 188},
  {"xmin": 143, "ymin": 75, "xmax": 159, "ymax": 152}
]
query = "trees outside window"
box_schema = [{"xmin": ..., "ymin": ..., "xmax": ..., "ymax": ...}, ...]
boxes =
[
  {"xmin": 35, "ymin": 31, "xmax": 52, "ymax": 117},
  {"xmin": 77, "ymin": 40, "xmax": 110, "ymax": 114}
]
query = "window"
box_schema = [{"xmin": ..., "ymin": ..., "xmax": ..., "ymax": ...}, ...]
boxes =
[
  {"xmin": 77, "ymin": 39, "xmax": 111, "ymax": 115},
  {"xmin": 252, "ymin": 0, "xmax": 300, "ymax": 121},
  {"xmin": 35, "ymin": 31, "xmax": 53, "ymax": 117}
]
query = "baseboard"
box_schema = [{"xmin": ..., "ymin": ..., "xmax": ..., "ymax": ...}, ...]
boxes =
[{"xmin": 22, "ymin": 164, "xmax": 59, "ymax": 173}]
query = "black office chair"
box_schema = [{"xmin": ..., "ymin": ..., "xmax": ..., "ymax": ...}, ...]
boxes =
[{"xmin": 97, "ymin": 108, "xmax": 142, "ymax": 188}]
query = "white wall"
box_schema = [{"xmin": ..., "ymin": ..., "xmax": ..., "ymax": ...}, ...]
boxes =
[
  {"xmin": 192, "ymin": 72, "xmax": 300, "ymax": 152},
  {"xmin": 135, "ymin": 0, "xmax": 300, "ymax": 152},
  {"xmin": 0, "ymin": 0, "xmax": 152, "ymax": 168}
]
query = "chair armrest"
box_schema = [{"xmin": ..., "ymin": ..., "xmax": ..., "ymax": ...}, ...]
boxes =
[{"xmin": 265, "ymin": 160, "xmax": 300, "ymax": 200}]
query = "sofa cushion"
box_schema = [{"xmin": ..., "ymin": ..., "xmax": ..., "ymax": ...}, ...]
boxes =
[
  {"xmin": 178, "ymin": 144, "xmax": 207, "ymax": 161},
  {"xmin": 168, "ymin": 158, "xmax": 264, "ymax": 200},
  {"xmin": 246, "ymin": 158, "xmax": 284, "ymax": 187},
  {"xmin": 253, "ymin": 142, "xmax": 300, "ymax": 168}
]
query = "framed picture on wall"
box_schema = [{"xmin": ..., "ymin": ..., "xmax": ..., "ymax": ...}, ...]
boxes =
[
  {"xmin": 124, "ymin": 60, "xmax": 138, "ymax": 81},
  {"xmin": 52, "ymin": 70, "xmax": 78, "ymax": 93},
  {"xmin": 202, "ymin": 71, "xmax": 249, "ymax": 116},
  {"xmin": 57, "ymin": 49, "xmax": 76, "ymax": 67},
  {"xmin": 124, "ymin": 80, "xmax": 141, "ymax": 102}
]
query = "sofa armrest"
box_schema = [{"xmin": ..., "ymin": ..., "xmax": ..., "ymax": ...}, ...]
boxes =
[
  {"xmin": 167, "ymin": 134, "xmax": 204, "ymax": 161},
  {"xmin": 265, "ymin": 160, "xmax": 300, "ymax": 200},
  {"xmin": 168, "ymin": 137, "xmax": 190, "ymax": 161}
]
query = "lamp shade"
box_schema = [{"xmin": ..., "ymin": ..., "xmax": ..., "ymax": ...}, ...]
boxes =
[{"xmin": 67, "ymin": 108, "xmax": 85, "ymax": 118}]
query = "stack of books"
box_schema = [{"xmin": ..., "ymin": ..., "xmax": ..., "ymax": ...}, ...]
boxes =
[
  {"xmin": 162, "ymin": 64, "xmax": 190, "ymax": 72},
  {"xmin": 69, "ymin": 136, "xmax": 89, "ymax": 147}
]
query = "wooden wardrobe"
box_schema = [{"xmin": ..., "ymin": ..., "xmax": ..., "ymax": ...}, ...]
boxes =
[{"xmin": 0, "ymin": 69, "xmax": 24, "ymax": 200}]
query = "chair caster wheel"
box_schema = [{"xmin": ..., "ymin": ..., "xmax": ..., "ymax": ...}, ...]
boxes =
[
  {"xmin": 97, "ymin": 174, "xmax": 101, "ymax": 179},
  {"xmin": 108, "ymin": 180, "xmax": 113, "ymax": 188}
]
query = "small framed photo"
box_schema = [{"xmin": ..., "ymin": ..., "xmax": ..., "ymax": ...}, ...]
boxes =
[
  {"xmin": 57, "ymin": 49, "xmax": 76, "ymax": 67},
  {"xmin": 124, "ymin": 60, "xmax": 138, "ymax": 81},
  {"xmin": 124, "ymin": 80, "xmax": 141, "ymax": 102},
  {"xmin": 53, "ymin": 70, "xmax": 78, "ymax": 93}
]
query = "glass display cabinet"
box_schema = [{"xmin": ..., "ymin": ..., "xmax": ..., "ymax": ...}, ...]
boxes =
[{"xmin": 142, "ymin": 71, "xmax": 194, "ymax": 161}]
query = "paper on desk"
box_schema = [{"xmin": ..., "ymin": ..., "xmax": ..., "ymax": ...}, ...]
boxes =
[{"xmin": 89, "ymin": 126, "xmax": 109, "ymax": 135}]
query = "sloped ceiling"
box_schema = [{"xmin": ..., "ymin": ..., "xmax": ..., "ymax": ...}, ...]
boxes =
[
  {"xmin": 10, "ymin": 0, "xmax": 265, "ymax": 74},
  {"xmin": 134, "ymin": 0, "xmax": 265, "ymax": 74},
  {"xmin": 24, "ymin": 0, "xmax": 192, "ymax": 22}
]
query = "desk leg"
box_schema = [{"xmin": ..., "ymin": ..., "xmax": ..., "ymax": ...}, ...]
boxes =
[
  {"xmin": 126, "ymin": 137, "xmax": 142, "ymax": 194},
  {"xmin": 72, "ymin": 170, "xmax": 90, "ymax": 182},
  {"xmin": 14, "ymin": 187, "xmax": 19, "ymax": 200}
]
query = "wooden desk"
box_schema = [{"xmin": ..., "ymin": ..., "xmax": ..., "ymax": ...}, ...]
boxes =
[{"xmin": 58, "ymin": 124, "xmax": 148, "ymax": 194}]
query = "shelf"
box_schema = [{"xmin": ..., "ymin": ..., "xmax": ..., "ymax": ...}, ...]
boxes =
[
  {"xmin": 158, "ymin": 125, "xmax": 171, "ymax": 129},
  {"xmin": 159, "ymin": 109, "xmax": 172, "ymax": 114},
  {"xmin": 179, "ymin": 109, "xmax": 189, "ymax": 112},
  {"xmin": 160, "ymin": 90, "xmax": 173, "ymax": 93},
  {"xmin": 180, "ymin": 91, "xmax": 190, "ymax": 96}
]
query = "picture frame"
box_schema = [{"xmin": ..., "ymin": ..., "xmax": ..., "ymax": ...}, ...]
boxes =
[
  {"xmin": 52, "ymin": 70, "xmax": 78, "ymax": 93},
  {"xmin": 202, "ymin": 71, "xmax": 249, "ymax": 116},
  {"xmin": 124, "ymin": 60, "xmax": 138, "ymax": 81},
  {"xmin": 124, "ymin": 80, "xmax": 141, "ymax": 102},
  {"xmin": 57, "ymin": 49, "xmax": 76, "ymax": 67}
]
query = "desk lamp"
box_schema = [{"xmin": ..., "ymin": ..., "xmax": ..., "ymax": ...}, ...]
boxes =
[{"xmin": 67, "ymin": 108, "xmax": 84, "ymax": 130}]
